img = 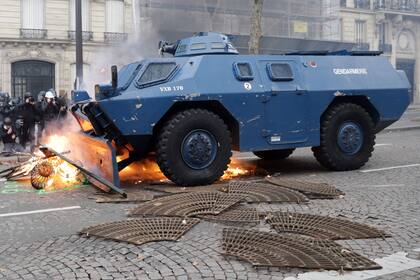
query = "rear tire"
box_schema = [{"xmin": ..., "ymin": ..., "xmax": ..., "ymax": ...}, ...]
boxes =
[
  {"xmin": 253, "ymin": 149, "xmax": 295, "ymax": 160},
  {"xmin": 156, "ymin": 109, "xmax": 232, "ymax": 186},
  {"xmin": 312, "ymin": 103, "xmax": 375, "ymax": 171}
]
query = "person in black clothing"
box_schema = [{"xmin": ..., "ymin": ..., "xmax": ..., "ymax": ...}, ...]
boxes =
[
  {"xmin": 15, "ymin": 92, "xmax": 41, "ymax": 150},
  {"xmin": 1, "ymin": 117, "xmax": 24, "ymax": 154},
  {"xmin": 0, "ymin": 92, "xmax": 12, "ymax": 123},
  {"xmin": 40, "ymin": 90, "xmax": 67, "ymax": 136},
  {"xmin": 41, "ymin": 91, "xmax": 60, "ymax": 123}
]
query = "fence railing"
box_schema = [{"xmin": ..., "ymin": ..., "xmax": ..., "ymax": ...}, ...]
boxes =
[
  {"xmin": 104, "ymin": 32, "xmax": 128, "ymax": 43},
  {"xmin": 20, "ymin": 29, "xmax": 47, "ymax": 39},
  {"xmin": 374, "ymin": 0, "xmax": 419, "ymax": 12},
  {"xmin": 68, "ymin": 31, "xmax": 93, "ymax": 41}
]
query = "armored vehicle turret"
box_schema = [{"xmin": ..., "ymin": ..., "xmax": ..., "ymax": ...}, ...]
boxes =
[{"xmin": 70, "ymin": 32, "xmax": 410, "ymax": 187}]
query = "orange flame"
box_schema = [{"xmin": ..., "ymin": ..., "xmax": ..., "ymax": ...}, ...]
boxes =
[
  {"xmin": 118, "ymin": 157, "xmax": 255, "ymax": 184},
  {"xmin": 221, "ymin": 157, "xmax": 256, "ymax": 180},
  {"xmin": 30, "ymin": 114, "xmax": 256, "ymax": 188}
]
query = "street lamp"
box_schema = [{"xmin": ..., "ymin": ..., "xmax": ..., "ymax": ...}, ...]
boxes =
[{"xmin": 75, "ymin": 0, "xmax": 83, "ymax": 90}]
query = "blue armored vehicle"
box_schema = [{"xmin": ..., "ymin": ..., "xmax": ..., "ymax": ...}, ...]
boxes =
[{"xmin": 70, "ymin": 32, "xmax": 410, "ymax": 187}]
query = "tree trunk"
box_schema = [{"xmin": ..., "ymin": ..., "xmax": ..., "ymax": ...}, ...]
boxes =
[{"xmin": 249, "ymin": 0, "xmax": 264, "ymax": 54}]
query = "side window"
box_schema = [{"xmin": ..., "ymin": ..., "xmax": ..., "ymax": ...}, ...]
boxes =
[
  {"xmin": 267, "ymin": 63, "xmax": 294, "ymax": 81},
  {"xmin": 176, "ymin": 44, "xmax": 187, "ymax": 55},
  {"xmin": 190, "ymin": 43, "xmax": 206, "ymax": 50},
  {"xmin": 233, "ymin": 62, "xmax": 254, "ymax": 81},
  {"xmin": 211, "ymin": 42, "xmax": 225, "ymax": 49},
  {"xmin": 137, "ymin": 62, "xmax": 177, "ymax": 87}
]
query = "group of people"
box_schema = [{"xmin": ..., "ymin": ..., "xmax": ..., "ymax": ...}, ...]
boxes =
[{"xmin": 0, "ymin": 90, "xmax": 67, "ymax": 154}]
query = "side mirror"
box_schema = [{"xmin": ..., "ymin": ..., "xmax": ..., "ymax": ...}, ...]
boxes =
[{"xmin": 111, "ymin": 65, "xmax": 118, "ymax": 88}]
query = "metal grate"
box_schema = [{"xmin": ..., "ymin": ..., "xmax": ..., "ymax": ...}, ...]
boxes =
[
  {"xmin": 266, "ymin": 212, "xmax": 390, "ymax": 240},
  {"xmin": 95, "ymin": 191, "xmax": 154, "ymax": 203},
  {"xmin": 30, "ymin": 161, "xmax": 54, "ymax": 190},
  {"xmin": 220, "ymin": 181, "xmax": 309, "ymax": 203},
  {"xmin": 198, "ymin": 206, "xmax": 260, "ymax": 224},
  {"xmin": 266, "ymin": 176, "xmax": 345, "ymax": 199},
  {"xmin": 80, "ymin": 217, "xmax": 199, "ymax": 245},
  {"xmin": 128, "ymin": 192, "xmax": 245, "ymax": 217},
  {"xmin": 222, "ymin": 228, "xmax": 381, "ymax": 270},
  {"xmin": 144, "ymin": 184, "xmax": 223, "ymax": 194}
]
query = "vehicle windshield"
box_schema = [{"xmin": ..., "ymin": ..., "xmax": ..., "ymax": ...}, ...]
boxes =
[{"xmin": 117, "ymin": 62, "xmax": 142, "ymax": 89}]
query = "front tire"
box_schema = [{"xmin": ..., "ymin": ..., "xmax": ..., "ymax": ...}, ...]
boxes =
[
  {"xmin": 312, "ymin": 103, "xmax": 375, "ymax": 171},
  {"xmin": 253, "ymin": 149, "xmax": 295, "ymax": 160},
  {"xmin": 156, "ymin": 109, "xmax": 232, "ymax": 186}
]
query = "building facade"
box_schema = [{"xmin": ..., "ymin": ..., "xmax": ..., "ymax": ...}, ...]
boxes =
[
  {"xmin": 136, "ymin": 0, "xmax": 341, "ymax": 41},
  {"xmin": 135, "ymin": 0, "xmax": 349, "ymax": 54},
  {"xmin": 0, "ymin": 0, "xmax": 133, "ymax": 99},
  {"xmin": 340, "ymin": 0, "xmax": 420, "ymax": 103}
]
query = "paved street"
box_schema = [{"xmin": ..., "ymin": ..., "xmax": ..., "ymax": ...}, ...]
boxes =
[{"xmin": 0, "ymin": 125, "xmax": 420, "ymax": 279}]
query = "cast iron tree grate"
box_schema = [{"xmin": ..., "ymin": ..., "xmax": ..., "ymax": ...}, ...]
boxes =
[
  {"xmin": 220, "ymin": 181, "xmax": 309, "ymax": 203},
  {"xmin": 266, "ymin": 212, "xmax": 391, "ymax": 240},
  {"xmin": 128, "ymin": 192, "xmax": 245, "ymax": 217},
  {"xmin": 198, "ymin": 206, "xmax": 260, "ymax": 224},
  {"xmin": 80, "ymin": 217, "xmax": 199, "ymax": 245},
  {"xmin": 222, "ymin": 228, "xmax": 381, "ymax": 270},
  {"xmin": 95, "ymin": 190, "xmax": 154, "ymax": 203},
  {"xmin": 265, "ymin": 176, "xmax": 345, "ymax": 199},
  {"xmin": 30, "ymin": 161, "xmax": 55, "ymax": 190}
]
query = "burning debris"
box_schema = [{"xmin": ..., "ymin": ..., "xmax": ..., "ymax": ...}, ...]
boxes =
[
  {"xmin": 0, "ymin": 151, "xmax": 84, "ymax": 192},
  {"xmin": 30, "ymin": 158, "xmax": 83, "ymax": 191},
  {"xmin": 0, "ymin": 124, "xmax": 258, "ymax": 194}
]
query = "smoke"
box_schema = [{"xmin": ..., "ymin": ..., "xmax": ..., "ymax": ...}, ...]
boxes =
[
  {"xmin": 82, "ymin": 26, "xmax": 165, "ymax": 95},
  {"xmin": 78, "ymin": 0, "xmax": 342, "ymax": 98}
]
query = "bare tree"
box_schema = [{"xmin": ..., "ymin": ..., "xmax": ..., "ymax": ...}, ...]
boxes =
[{"xmin": 249, "ymin": 0, "xmax": 264, "ymax": 54}]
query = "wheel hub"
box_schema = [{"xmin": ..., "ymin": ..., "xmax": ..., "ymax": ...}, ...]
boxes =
[
  {"xmin": 181, "ymin": 129, "xmax": 217, "ymax": 169},
  {"xmin": 337, "ymin": 122, "xmax": 363, "ymax": 155}
]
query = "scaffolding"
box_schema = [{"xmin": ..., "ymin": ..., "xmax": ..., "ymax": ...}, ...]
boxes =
[{"xmin": 138, "ymin": 0, "xmax": 341, "ymax": 41}]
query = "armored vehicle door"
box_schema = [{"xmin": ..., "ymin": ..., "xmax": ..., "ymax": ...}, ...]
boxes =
[{"xmin": 258, "ymin": 60, "xmax": 308, "ymax": 145}]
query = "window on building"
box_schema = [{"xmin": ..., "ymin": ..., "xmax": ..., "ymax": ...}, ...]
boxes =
[
  {"xmin": 106, "ymin": 0, "xmax": 124, "ymax": 33},
  {"xmin": 70, "ymin": 0, "xmax": 90, "ymax": 31},
  {"xmin": 137, "ymin": 63, "xmax": 177, "ymax": 87},
  {"xmin": 355, "ymin": 20, "xmax": 367, "ymax": 44},
  {"xmin": 267, "ymin": 63, "xmax": 294, "ymax": 81},
  {"xmin": 355, "ymin": 0, "xmax": 371, "ymax": 9},
  {"xmin": 21, "ymin": 0, "xmax": 44, "ymax": 29},
  {"xmin": 12, "ymin": 60, "xmax": 55, "ymax": 98}
]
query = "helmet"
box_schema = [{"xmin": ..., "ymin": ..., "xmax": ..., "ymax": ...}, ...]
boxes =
[
  {"xmin": 0, "ymin": 92, "xmax": 9, "ymax": 105},
  {"xmin": 3, "ymin": 117, "xmax": 12, "ymax": 126},
  {"xmin": 48, "ymin": 89, "xmax": 56, "ymax": 96},
  {"xmin": 38, "ymin": 91, "xmax": 46, "ymax": 102},
  {"xmin": 45, "ymin": 91, "xmax": 55, "ymax": 99},
  {"xmin": 24, "ymin": 92, "xmax": 32, "ymax": 99}
]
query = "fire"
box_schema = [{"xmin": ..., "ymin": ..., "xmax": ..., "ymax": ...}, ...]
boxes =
[
  {"xmin": 119, "ymin": 157, "xmax": 256, "ymax": 184},
  {"xmin": 10, "ymin": 115, "xmax": 256, "ymax": 190},
  {"xmin": 119, "ymin": 158, "xmax": 168, "ymax": 183},
  {"xmin": 221, "ymin": 158, "xmax": 256, "ymax": 180},
  {"xmin": 43, "ymin": 134, "xmax": 71, "ymax": 153}
]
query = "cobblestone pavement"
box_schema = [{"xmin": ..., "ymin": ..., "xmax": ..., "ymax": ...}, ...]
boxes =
[{"xmin": 0, "ymin": 129, "xmax": 419, "ymax": 279}]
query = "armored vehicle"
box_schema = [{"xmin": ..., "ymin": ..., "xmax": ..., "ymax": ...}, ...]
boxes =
[{"xmin": 71, "ymin": 32, "xmax": 410, "ymax": 187}]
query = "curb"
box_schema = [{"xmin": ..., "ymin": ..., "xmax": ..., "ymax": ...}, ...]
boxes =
[
  {"xmin": 382, "ymin": 125, "xmax": 420, "ymax": 133},
  {"xmin": 407, "ymin": 106, "xmax": 420, "ymax": 111}
]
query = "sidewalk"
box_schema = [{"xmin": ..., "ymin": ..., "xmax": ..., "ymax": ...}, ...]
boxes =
[{"xmin": 384, "ymin": 104, "xmax": 420, "ymax": 132}]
